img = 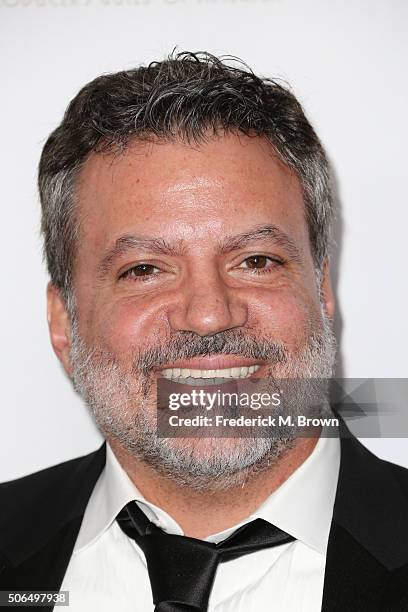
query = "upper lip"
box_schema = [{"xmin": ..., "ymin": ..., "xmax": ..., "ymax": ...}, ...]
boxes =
[{"xmin": 157, "ymin": 356, "xmax": 265, "ymax": 371}]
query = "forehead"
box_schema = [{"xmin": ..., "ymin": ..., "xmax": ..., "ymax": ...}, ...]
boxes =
[{"xmin": 75, "ymin": 133, "xmax": 308, "ymax": 253}]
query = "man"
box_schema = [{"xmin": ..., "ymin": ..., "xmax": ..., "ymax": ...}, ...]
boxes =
[{"xmin": 1, "ymin": 51, "xmax": 408, "ymax": 612}]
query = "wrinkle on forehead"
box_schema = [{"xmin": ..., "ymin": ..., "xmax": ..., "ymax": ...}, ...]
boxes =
[{"xmin": 166, "ymin": 176, "xmax": 223, "ymax": 194}]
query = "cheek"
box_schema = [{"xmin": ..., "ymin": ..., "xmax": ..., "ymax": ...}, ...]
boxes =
[
  {"xmin": 247, "ymin": 287, "xmax": 321, "ymax": 349},
  {"xmin": 91, "ymin": 296, "xmax": 168, "ymax": 356}
]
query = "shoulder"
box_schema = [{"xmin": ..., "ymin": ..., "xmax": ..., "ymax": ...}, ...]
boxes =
[
  {"xmin": 354, "ymin": 438, "xmax": 408, "ymax": 492},
  {"xmin": 1, "ymin": 449, "xmax": 96, "ymax": 489},
  {"xmin": 0, "ymin": 444, "xmax": 106, "ymax": 525},
  {"xmin": 340, "ymin": 433, "xmax": 408, "ymax": 492},
  {"xmin": 383, "ymin": 457, "xmax": 408, "ymax": 496}
]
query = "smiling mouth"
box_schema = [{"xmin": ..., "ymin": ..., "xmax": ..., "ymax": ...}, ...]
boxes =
[{"xmin": 159, "ymin": 364, "xmax": 261, "ymax": 386}]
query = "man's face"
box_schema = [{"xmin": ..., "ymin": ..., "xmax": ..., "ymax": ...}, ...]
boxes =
[{"xmin": 49, "ymin": 133, "xmax": 336, "ymax": 489}]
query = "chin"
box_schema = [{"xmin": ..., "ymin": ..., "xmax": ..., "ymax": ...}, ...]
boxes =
[{"xmin": 120, "ymin": 430, "xmax": 294, "ymax": 492}]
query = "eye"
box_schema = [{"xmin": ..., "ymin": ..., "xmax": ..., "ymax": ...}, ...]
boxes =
[
  {"xmin": 119, "ymin": 263, "xmax": 161, "ymax": 280},
  {"xmin": 239, "ymin": 255, "xmax": 282, "ymax": 273}
]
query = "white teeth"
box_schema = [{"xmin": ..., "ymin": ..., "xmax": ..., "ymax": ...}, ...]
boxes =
[{"xmin": 160, "ymin": 364, "xmax": 261, "ymax": 381}]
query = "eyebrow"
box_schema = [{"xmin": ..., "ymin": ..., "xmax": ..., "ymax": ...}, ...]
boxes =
[
  {"xmin": 97, "ymin": 235, "xmax": 186, "ymax": 280},
  {"xmin": 96, "ymin": 224, "xmax": 301, "ymax": 280},
  {"xmin": 219, "ymin": 225, "xmax": 301, "ymax": 259}
]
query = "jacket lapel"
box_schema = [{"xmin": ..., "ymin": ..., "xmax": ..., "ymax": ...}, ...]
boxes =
[
  {"xmin": 0, "ymin": 516, "xmax": 84, "ymax": 592},
  {"xmin": 322, "ymin": 522, "xmax": 390, "ymax": 611},
  {"xmin": 0, "ymin": 442, "xmax": 106, "ymax": 598},
  {"xmin": 322, "ymin": 423, "xmax": 408, "ymax": 611}
]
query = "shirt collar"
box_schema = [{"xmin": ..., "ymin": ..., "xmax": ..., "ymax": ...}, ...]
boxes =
[
  {"xmin": 74, "ymin": 443, "xmax": 182, "ymax": 552},
  {"xmin": 248, "ymin": 430, "xmax": 340, "ymax": 553},
  {"xmin": 74, "ymin": 430, "xmax": 340, "ymax": 555}
]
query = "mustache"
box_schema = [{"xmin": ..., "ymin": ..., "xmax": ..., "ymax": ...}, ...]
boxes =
[{"xmin": 131, "ymin": 329, "xmax": 289, "ymax": 375}]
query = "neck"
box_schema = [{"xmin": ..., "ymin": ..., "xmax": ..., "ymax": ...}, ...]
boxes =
[{"xmin": 108, "ymin": 436, "xmax": 319, "ymax": 539}]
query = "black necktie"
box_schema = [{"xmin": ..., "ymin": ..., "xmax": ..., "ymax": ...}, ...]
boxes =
[{"xmin": 116, "ymin": 501, "xmax": 295, "ymax": 612}]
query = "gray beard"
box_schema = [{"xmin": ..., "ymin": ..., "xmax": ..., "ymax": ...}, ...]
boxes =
[{"xmin": 70, "ymin": 306, "xmax": 337, "ymax": 491}]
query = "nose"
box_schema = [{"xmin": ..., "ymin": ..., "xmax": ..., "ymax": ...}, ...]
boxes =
[{"xmin": 168, "ymin": 267, "xmax": 248, "ymax": 336}]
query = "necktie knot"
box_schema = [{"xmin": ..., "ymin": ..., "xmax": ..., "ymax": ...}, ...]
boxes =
[
  {"xmin": 141, "ymin": 534, "xmax": 219, "ymax": 610},
  {"xmin": 117, "ymin": 502, "xmax": 295, "ymax": 611}
]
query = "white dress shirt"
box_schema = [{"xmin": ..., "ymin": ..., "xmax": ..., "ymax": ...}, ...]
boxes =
[{"xmin": 61, "ymin": 432, "xmax": 340, "ymax": 611}]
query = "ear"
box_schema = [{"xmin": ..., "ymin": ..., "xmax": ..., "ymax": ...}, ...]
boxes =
[
  {"xmin": 320, "ymin": 260, "xmax": 335, "ymax": 319},
  {"xmin": 47, "ymin": 282, "xmax": 73, "ymax": 377}
]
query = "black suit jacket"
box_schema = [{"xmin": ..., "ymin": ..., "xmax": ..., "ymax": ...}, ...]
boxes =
[{"xmin": 1, "ymin": 427, "xmax": 408, "ymax": 611}]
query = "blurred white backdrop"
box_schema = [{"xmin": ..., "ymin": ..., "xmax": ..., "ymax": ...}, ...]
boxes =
[{"xmin": 1, "ymin": 0, "xmax": 407, "ymax": 480}]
